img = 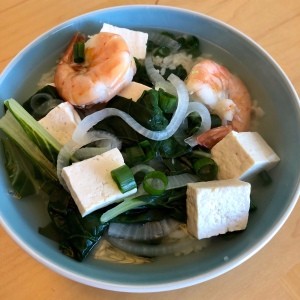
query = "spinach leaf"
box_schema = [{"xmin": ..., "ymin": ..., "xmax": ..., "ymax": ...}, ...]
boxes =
[
  {"xmin": 47, "ymin": 186, "xmax": 109, "ymax": 261},
  {"xmin": 111, "ymin": 187, "xmax": 187, "ymax": 224},
  {"xmin": 95, "ymin": 90, "xmax": 175, "ymax": 146},
  {"xmin": 132, "ymin": 58, "xmax": 153, "ymax": 86}
]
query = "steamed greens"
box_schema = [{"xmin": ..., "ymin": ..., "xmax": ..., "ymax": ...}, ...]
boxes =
[
  {"xmin": 0, "ymin": 86, "xmax": 212, "ymax": 261},
  {"xmin": 0, "ymin": 98, "xmax": 61, "ymax": 197}
]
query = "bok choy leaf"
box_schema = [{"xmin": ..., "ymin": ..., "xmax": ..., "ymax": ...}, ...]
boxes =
[
  {"xmin": 4, "ymin": 98, "xmax": 62, "ymax": 164},
  {"xmin": 0, "ymin": 111, "xmax": 57, "ymax": 197},
  {"xmin": 1, "ymin": 138, "xmax": 54, "ymax": 198},
  {"xmin": 0, "ymin": 110, "xmax": 57, "ymax": 181}
]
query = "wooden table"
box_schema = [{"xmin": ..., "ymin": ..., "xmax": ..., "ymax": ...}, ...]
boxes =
[{"xmin": 1, "ymin": 1, "xmax": 300, "ymax": 299}]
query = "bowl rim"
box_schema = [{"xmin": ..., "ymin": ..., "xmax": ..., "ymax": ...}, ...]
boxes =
[{"xmin": 0, "ymin": 4, "xmax": 300, "ymax": 293}]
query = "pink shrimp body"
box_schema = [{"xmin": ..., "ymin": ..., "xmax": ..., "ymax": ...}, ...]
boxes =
[
  {"xmin": 185, "ymin": 58, "xmax": 252, "ymax": 132},
  {"xmin": 54, "ymin": 32, "xmax": 136, "ymax": 107}
]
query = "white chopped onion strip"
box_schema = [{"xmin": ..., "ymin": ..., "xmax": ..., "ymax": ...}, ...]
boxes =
[
  {"xmin": 144, "ymin": 55, "xmax": 176, "ymax": 95},
  {"xmin": 72, "ymin": 74, "xmax": 189, "ymax": 143},
  {"xmin": 108, "ymin": 219, "xmax": 180, "ymax": 241},
  {"xmin": 184, "ymin": 101, "xmax": 212, "ymax": 147},
  {"xmin": 107, "ymin": 227, "xmax": 209, "ymax": 257},
  {"xmin": 148, "ymin": 32, "xmax": 181, "ymax": 52}
]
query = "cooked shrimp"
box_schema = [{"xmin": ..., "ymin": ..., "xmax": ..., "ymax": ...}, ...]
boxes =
[
  {"xmin": 185, "ymin": 58, "xmax": 252, "ymax": 132},
  {"xmin": 54, "ymin": 32, "xmax": 136, "ymax": 107}
]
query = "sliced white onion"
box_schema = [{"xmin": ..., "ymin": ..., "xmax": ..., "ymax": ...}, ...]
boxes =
[
  {"xmin": 107, "ymin": 225, "xmax": 209, "ymax": 257},
  {"xmin": 72, "ymin": 74, "xmax": 189, "ymax": 143},
  {"xmin": 184, "ymin": 101, "xmax": 212, "ymax": 147},
  {"xmin": 108, "ymin": 218, "xmax": 180, "ymax": 241},
  {"xmin": 30, "ymin": 93, "xmax": 63, "ymax": 116},
  {"xmin": 144, "ymin": 55, "xmax": 176, "ymax": 95},
  {"xmin": 148, "ymin": 32, "xmax": 181, "ymax": 52}
]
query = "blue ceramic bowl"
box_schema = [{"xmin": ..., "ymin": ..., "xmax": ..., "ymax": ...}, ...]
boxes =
[{"xmin": 0, "ymin": 5, "xmax": 299, "ymax": 293}]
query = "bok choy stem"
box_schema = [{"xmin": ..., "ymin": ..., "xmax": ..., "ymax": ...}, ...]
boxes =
[
  {"xmin": 0, "ymin": 110, "xmax": 57, "ymax": 180},
  {"xmin": 4, "ymin": 98, "xmax": 62, "ymax": 164}
]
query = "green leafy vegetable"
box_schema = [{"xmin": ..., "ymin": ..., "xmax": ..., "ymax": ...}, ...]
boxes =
[
  {"xmin": 4, "ymin": 98, "xmax": 62, "ymax": 164},
  {"xmin": 1, "ymin": 138, "xmax": 52, "ymax": 198},
  {"xmin": 0, "ymin": 110, "xmax": 57, "ymax": 181},
  {"xmin": 162, "ymin": 64, "xmax": 188, "ymax": 81},
  {"xmin": 132, "ymin": 58, "xmax": 153, "ymax": 86},
  {"xmin": 101, "ymin": 187, "xmax": 187, "ymax": 224},
  {"xmin": 46, "ymin": 186, "xmax": 109, "ymax": 261}
]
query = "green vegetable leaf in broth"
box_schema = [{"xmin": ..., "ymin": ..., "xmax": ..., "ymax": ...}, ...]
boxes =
[
  {"xmin": 0, "ymin": 110, "xmax": 57, "ymax": 181},
  {"xmin": 4, "ymin": 98, "xmax": 62, "ymax": 164}
]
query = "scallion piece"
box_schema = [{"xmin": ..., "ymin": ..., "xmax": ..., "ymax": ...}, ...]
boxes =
[
  {"xmin": 143, "ymin": 171, "xmax": 168, "ymax": 196},
  {"xmin": 193, "ymin": 157, "xmax": 218, "ymax": 181},
  {"xmin": 111, "ymin": 164, "xmax": 137, "ymax": 193},
  {"xmin": 139, "ymin": 140, "xmax": 155, "ymax": 161},
  {"xmin": 125, "ymin": 140, "xmax": 154, "ymax": 166},
  {"xmin": 153, "ymin": 46, "xmax": 171, "ymax": 58},
  {"xmin": 73, "ymin": 41, "xmax": 85, "ymax": 63}
]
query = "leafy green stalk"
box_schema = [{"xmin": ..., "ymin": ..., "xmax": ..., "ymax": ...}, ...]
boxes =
[
  {"xmin": 2, "ymin": 138, "xmax": 49, "ymax": 198},
  {"xmin": 0, "ymin": 110, "xmax": 57, "ymax": 181},
  {"xmin": 100, "ymin": 187, "xmax": 187, "ymax": 224},
  {"xmin": 4, "ymin": 98, "xmax": 62, "ymax": 164}
]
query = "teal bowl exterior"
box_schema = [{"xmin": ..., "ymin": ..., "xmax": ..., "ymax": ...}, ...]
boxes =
[{"xmin": 0, "ymin": 5, "xmax": 299, "ymax": 292}]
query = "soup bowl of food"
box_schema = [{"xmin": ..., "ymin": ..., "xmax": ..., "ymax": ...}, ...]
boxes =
[{"xmin": 0, "ymin": 5, "xmax": 299, "ymax": 293}]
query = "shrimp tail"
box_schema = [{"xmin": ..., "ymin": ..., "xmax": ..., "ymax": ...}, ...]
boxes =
[{"xmin": 196, "ymin": 125, "xmax": 232, "ymax": 149}]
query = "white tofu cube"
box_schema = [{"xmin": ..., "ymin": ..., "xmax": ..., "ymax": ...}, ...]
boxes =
[
  {"xmin": 100, "ymin": 23, "xmax": 148, "ymax": 59},
  {"xmin": 117, "ymin": 81, "xmax": 151, "ymax": 101},
  {"xmin": 186, "ymin": 179, "xmax": 251, "ymax": 239},
  {"xmin": 211, "ymin": 131, "xmax": 280, "ymax": 180},
  {"xmin": 61, "ymin": 148, "xmax": 137, "ymax": 217},
  {"xmin": 38, "ymin": 102, "xmax": 81, "ymax": 145}
]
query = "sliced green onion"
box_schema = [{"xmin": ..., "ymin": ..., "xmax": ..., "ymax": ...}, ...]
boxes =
[
  {"xmin": 111, "ymin": 164, "xmax": 137, "ymax": 193},
  {"xmin": 100, "ymin": 198, "xmax": 146, "ymax": 223},
  {"xmin": 190, "ymin": 149, "xmax": 212, "ymax": 159},
  {"xmin": 73, "ymin": 42, "xmax": 85, "ymax": 63},
  {"xmin": 125, "ymin": 140, "xmax": 154, "ymax": 166},
  {"xmin": 143, "ymin": 171, "xmax": 168, "ymax": 196},
  {"xmin": 153, "ymin": 46, "xmax": 171, "ymax": 57},
  {"xmin": 193, "ymin": 157, "xmax": 218, "ymax": 181}
]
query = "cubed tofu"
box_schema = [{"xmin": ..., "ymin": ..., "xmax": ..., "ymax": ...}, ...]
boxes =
[
  {"xmin": 186, "ymin": 179, "xmax": 251, "ymax": 239},
  {"xmin": 38, "ymin": 102, "xmax": 81, "ymax": 145},
  {"xmin": 61, "ymin": 148, "xmax": 137, "ymax": 217},
  {"xmin": 211, "ymin": 131, "xmax": 280, "ymax": 180},
  {"xmin": 100, "ymin": 23, "xmax": 148, "ymax": 59},
  {"xmin": 117, "ymin": 81, "xmax": 151, "ymax": 101}
]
